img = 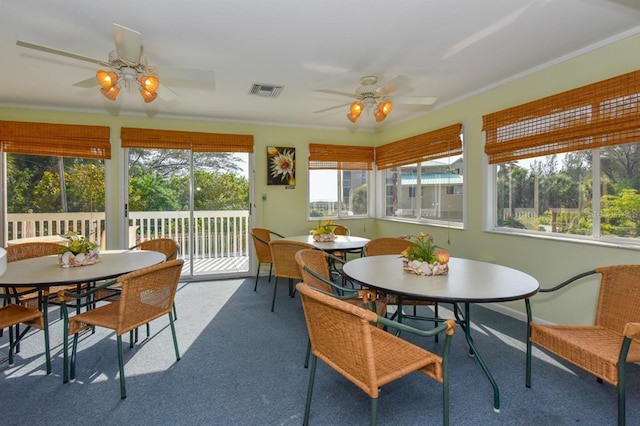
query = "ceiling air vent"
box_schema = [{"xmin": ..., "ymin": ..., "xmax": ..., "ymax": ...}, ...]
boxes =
[{"xmin": 248, "ymin": 83, "xmax": 284, "ymax": 98}]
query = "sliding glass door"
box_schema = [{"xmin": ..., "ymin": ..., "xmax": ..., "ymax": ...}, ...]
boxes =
[{"xmin": 127, "ymin": 147, "xmax": 250, "ymax": 279}]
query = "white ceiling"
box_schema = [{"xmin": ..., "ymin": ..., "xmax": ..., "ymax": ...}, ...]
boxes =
[{"xmin": 2, "ymin": 0, "xmax": 640, "ymax": 132}]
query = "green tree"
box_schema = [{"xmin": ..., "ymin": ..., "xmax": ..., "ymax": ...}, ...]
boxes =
[
  {"xmin": 129, "ymin": 172, "xmax": 180, "ymax": 211},
  {"xmin": 352, "ymin": 184, "xmax": 367, "ymax": 215},
  {"xmin": 601, "ymin": 189, "xmax": 640, "ymax": 237},
  {"xmin": 65, "ymin": 163, "xmax": 105, "ymax": 212},
  {"xmin": 193, "ymin": 171, "xmax": 249, "ymax": 210}
]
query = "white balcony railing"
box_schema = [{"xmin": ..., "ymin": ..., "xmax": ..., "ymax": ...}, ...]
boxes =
[{"xmin": 5, "ymin": 210, "xmax": 250, "ymax": 260}]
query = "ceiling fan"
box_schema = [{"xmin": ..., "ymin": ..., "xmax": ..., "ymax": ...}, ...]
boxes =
[
  {"xmin": 16, "ymin": 23, "xmax": 215, "ymax": 103},
  {"xmin": 314, "ymin": 75, "xmax": 437, "ymax": 123}
]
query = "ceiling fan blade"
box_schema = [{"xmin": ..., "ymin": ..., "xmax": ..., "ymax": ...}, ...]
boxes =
[
  {"xmin": 388, "ymin": 96, "xmax": 438, "ymax": 106},
  {"xmin": 152, "ymin": 66, "xmax": 215, "ymax": 89},
  {"xmin": 378, "ymin": 75, "xmax": 412, "ymax": 95},
  {"xmin": 315, "ymin": 89, "xmax": 359, "ymax": 99},
  {"xmin": 72, "ymin": 77, "xmax": 98, "ymax": 88},
  {"xmin": 313, "ymin": 102, "xmax": 351, "ymax": 114},
  {"xmin": 16, "ymin": 40, "xmax": 106, "ymax": 65},
  {"xmin": 157, "ymin": 83, "xmax": 179, "ymax": 102},
  {"xmin": 113, "ymin": 23, "xmax": 142, "ymax": 63}
]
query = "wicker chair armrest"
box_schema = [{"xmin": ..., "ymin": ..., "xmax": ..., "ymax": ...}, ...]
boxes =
[
  {"xmin": 377, "ymin": 317, "xmax": 456, "ymax": 338},
  {"xmin": 539, "ymin": 269, "xmax": 598, "ymax": 293},
  {"xmin": 1, "ymin": 286, "xmax": 42, "ymax": 299},
  {"xmin": 303, "ymin": 264, "xmax": 361, "ymax": 298},
  {"xmin": 623, "ymin": 322, "xmax": 640, "ymax": 339},
  {"xmin": 57, "ymin": 278, "xmax": 118, "ymax": 304}
]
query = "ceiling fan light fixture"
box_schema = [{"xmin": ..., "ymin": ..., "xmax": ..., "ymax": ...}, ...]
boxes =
[
  {"xmin": 96, "ymin": 70, "xmax": 118, "ymax": 89},
  {"xmin": 139, "ymin": 75, "xmax": 159, "ymax": 92},
  {"xmin": 347, "ymin": 112, "xmax": 360, "ymax": 123},
  {"xmin": 100, "ymin": 85, "xmax": 120, "ymax": 101},
  {"xmin": 374, "ymin": 109, "xmax": 387, "ymax": 122},
  {"xmin": 378, "ymin": 100, "xmax": 393, "ymax": 116},
  {"xmin": 350, "ymin": 101, "xmax": 364, "ymax": 116},
  {"xmin": 140, "ymin": 88, "xmax": 158, "ymax": 103}
]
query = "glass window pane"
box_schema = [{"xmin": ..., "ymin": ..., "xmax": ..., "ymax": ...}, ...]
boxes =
[
  {"xmin": 384, "ymin": 165, "xmax": 417, "ymax": 219},
  {"xmin": 496, "ymin": 151, "xmax": 593, "ymax": 235},
  {"xmin": 420, "ymin": 157, "xmax": 464, "ymax": 222},
  {"xmin": 6, "ymin": 153, "xmax": 105, "ymax": 245},
  {"xmin": 599, "ymin": 143, "xmax": 640, "ymax": 240},
  {"xmin": 341, "ymin": 170, "xmax": 367, "ymax": 216},
  {"xmin": 309, "ymin": 169, "xmax": 338, "ymax": 218}
]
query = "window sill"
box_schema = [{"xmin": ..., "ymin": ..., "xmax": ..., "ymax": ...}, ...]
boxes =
[{"xmin": 488, "ymin": 227, "xmax": 640, "ymax": 251}]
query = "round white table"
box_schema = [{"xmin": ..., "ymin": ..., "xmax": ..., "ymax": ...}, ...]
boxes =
[
  {"xmin": 343, "ymin": 255, "xmax": 539, "ymax": 412},
  {"xmin": 0, "ymin": 249, "xmax": 166, "ymax": 375},
  {"xmin": 280, "ymin": 235, "xmax": 370, "ymax": 254},
  {"xmin": 0, "ymin": 249, "xmax": 166, "ymax": 287}
]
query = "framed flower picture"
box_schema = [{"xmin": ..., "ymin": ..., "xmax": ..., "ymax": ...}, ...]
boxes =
[{"xmin": 267, "ymin": 146, "xmax": 295, "ymax": 186}]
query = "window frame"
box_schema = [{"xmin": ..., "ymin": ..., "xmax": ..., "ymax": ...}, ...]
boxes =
[
  {"xmin": 483, "ymin": 70, "xmax": 640, "ymax": 248},
  {"xmin": 377, "ymin": 156, "xmax": 465, "ymax": 228},
  {"xmin": 307, "ymin": 168, "xmax": 372, "ymax": 220}
]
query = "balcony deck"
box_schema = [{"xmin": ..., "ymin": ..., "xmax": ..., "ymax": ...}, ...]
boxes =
[{"xmin": 188, "ymin": 255, "xmax": 250, "ymax": 277}]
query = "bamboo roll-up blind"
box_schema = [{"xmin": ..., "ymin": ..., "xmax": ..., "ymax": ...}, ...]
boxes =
[
  {"xmin": 483, "ymin": 69, "xmax": 640, "ymax": 164},
  {"xmin": 0, "ymin": 121, "xmax": 111, "ymax": 159},
  {"xmin": 374, "ymin": 123, "xmax": 463, "ymax": 170},
  {"xmin": 121, "ymin": 127, "xmax": 254, "ymax": 153},
  {"xmin": 308, "ymin": 143, "xmax": 374, "ymax": 170}
]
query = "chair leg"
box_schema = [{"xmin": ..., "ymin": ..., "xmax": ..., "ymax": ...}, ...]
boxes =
[
  {"xmin": 370, "ymin": 397, "xmax": 378, "ymax": 426},
  {"xmin": 7, "ymin": 325, "xmax": 15, "ymax": 365},
  {"xmin": 42, "ymin": 303, "xmax": 52, "ymax": 374},
  {"xmin": 71, "ymin": 333, "xmax": 79, "ymax": 381},
  {"xmin": 303, "ymin": 355, "xmax": 318, "ymax": 426},
  {"xmin": 271, "ymin": 277, "xmax": 279, "ymax": 312},
  {"xmin": 304, "ymin": 338, "xmax": 311, "ymax": 368},
  {"xmin": 169, "ymin": 312, "xmax": 181, "ymax": 361},
  {"xmin": 525, "ymin": 299, "xmax": 533, "ymax": 388},
  {"xmin": 254, "ymin": 263, "xmax": 262, "ymax": 291},
  {"xmin": 117, "ymin": 335, "xmax": 126, "ymax": 399},
  {"xmin": 617, "ymin": 337, "xmax": 632, "ymax": 426},
  {"xmin": 172, "ymin": 302, "xmax": 178, "ymax": 321}
]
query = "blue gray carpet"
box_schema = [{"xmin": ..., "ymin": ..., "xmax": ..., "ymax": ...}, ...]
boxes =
[{"xmin": 2, "ymin": 276, "xmax": 639, "ymax": 425}]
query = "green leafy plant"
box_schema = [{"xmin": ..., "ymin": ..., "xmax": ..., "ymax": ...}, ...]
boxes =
[
  {"xmin": 401, "ymin": 233, "xmax": 449, "ymax": 264},
  {"xmin": 58, "ymin": 232, "xmax": 97, "ymax": 255},
  {"xmin": 311, "ymin": 220, "xmax": 336, "ymax": 235}
]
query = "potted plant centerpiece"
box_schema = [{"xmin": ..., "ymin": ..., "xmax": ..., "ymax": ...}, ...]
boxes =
[
  {"xmin": 58, "ymin": 232, "xmax": 100, "ymax": 268},
  {"xmin": 401, "ymin": 233, "xmax": 449, "ymax": 276},
  {"xmin": 311, "ymin": 220, "xmax": 337, "ymax": 242}
]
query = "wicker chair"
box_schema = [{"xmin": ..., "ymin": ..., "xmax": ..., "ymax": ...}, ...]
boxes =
[
  {"xmin": 251, "ymin": 228, "xmax": 284, "ymax": 291},
  {"xmin": 0, "ymin": 287, "xmax": 51, "ymax": 374},
  {"xmin": 267, "ymin": 239, "xmax": 314, "ymax": 312},
  {"xmin": 297, "ymin": 282, "xmax": 456, "ymax": 426},
  {"xmin": 331, "ymin": 224, "xmax": 363, "ymax": 261},
  {"xmin": 526, "ymin": 265, "xmax": 640, "ymax": 426},
  {"xmin": 129, "ymin": 238, "xmax": 180, "ymax": 321},
  {"xmin": 364, "ymin": 237, "xmax": 439, "ymax": 327},
  {"xmin": 296, "ymin": 248, "xmax": 387, "ymax": 367},
  {"xmin": 59, "ymin": 259, "xmax": 184, "ymax": 398},
  {"xmin": 5, "ymin": 242, "xmax": 66, "ymax": 309},
  {"xmin": 295, "ymin": 249, "xmax": 384, "ymax": 315},
  {"xmin": 130, "ymin": 238, "xmax": 180, "ymax": 260}
]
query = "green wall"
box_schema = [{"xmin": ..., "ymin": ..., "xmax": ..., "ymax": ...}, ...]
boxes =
[{"xmin": 1, "ymin": 31, "xmax": 639, "ymax": 325}]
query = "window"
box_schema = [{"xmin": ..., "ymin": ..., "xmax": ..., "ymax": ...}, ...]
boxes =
[
  {"xmin": 307, "ymin": 144, "xmax": 373, "ymax": 219},
  {"xmin": 484, "ymin": 70, "xmax": 640, "ymax": 243},
  {"xmin": 382, "ymin": 158, "xmax": 463, "ymax": 223},
  {"xmin": 377, "ymin": 124, "xmax": 464, "ymax": 225},
  {"xmin": 0, "ymin": 121, "xmax": 110, "ymax": 245}
]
